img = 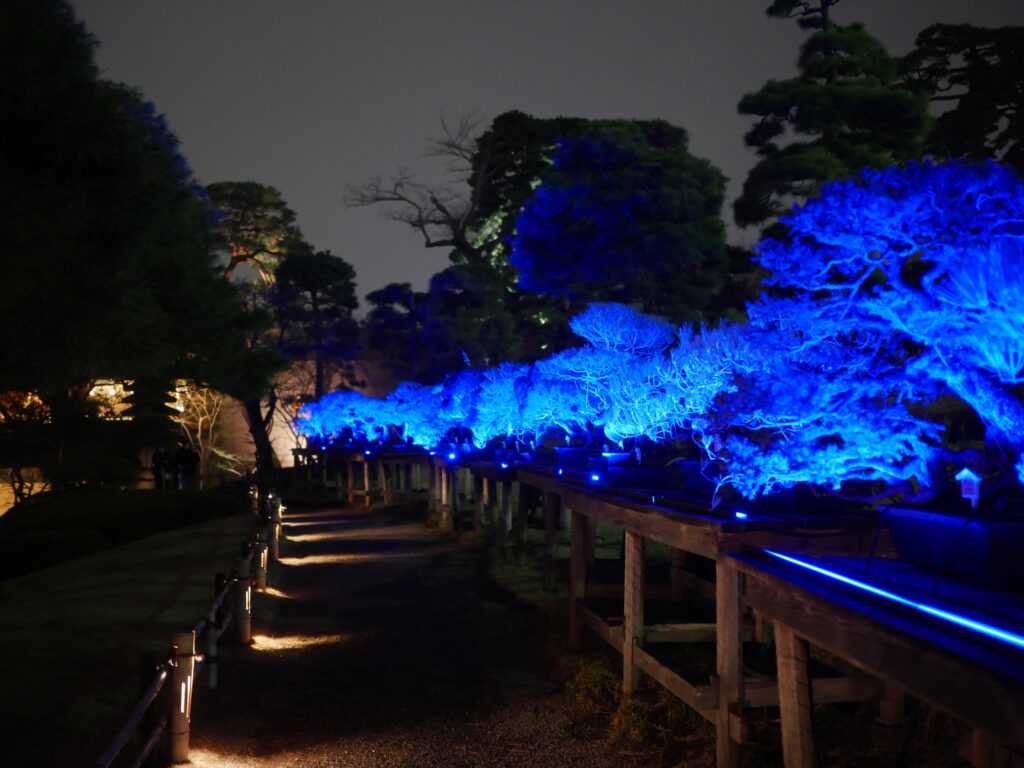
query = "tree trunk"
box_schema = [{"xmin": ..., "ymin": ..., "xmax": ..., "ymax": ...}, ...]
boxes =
[{"xmin": 242, "ymin": 398, "xmax": 276, "ymax": 491}]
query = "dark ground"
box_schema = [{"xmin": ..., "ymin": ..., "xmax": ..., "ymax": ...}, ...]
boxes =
[{"xmin": 189, "ymin": 504, "xmax": 628, "ymax": 767}]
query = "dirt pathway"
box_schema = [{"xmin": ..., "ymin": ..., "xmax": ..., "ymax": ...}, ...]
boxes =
[{"xmin": 188, "ymin": 504, "xmax": 618, "ymax": 767}]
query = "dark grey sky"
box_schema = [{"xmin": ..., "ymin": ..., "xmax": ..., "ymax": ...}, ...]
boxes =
[{"xmin": 72, "ymin": 0, "xmax": 1021, "ymax": 306}]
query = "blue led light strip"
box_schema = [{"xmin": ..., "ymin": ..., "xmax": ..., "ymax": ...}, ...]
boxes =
[{"xmin": 763, "ymin": 550, "xmax": 1024, "ymax": 651}]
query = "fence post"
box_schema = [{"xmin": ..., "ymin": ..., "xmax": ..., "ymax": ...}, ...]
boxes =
[
  {"xmin": 169, "ymin": 631, "xmax": 196, "ymax": 763},
  {"xmin": 233, "ymin": 557, "xmax": 252, "ymax": 644}
]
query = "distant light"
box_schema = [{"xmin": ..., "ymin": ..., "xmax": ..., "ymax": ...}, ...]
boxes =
[
  {"xmin": 364, "ymin": 450, "xmax": 371, "ymax": 456},
  {"xmin": 448, "ymin": 452, "xmax": 457, "ymax": 460},
  {"xmin": 590, "ymin": 473, "xmax": 601, "ymax": 483},
  {"xmin": 429, "ymin": 451, "xmax": 435, "ymax": 456},
  {"xmin": 557, "ymin": 468, "xmax": 564, "ymax": 476},
  {"xmin": 734, "ymin": 511, "xmax": 748, "ymax": 520},
  {"xmin": 500, "ymin": 462, "xmax": 509, "ymax": 469},
  {"xmin": 764, "ymin": 550, "xmax": 1024, "ymax": 650}
]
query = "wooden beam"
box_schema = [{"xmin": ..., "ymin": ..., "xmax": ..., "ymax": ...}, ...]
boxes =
[
  {"xmin": 645, "ymin": 622, "xmax": 718, "ymax": 643},
  {"xmin": 735, "ymin": 557, "xmax": 1024, "ymax": 752},
  {"xmin": 562, "ymin": 488, "xmax": 721, "ymax": 559},
  {"xmin": 775, "ymin": 623, "xmax": 817, "ymax": 768},
  {"xmin": 671, "ymin": 548, "xmax": 688, "ymax": 601},
  {"xmin": 716, "ymin": 559, "xmax": 743, "ymax": 768},
  {"xmin": 515, "ymin": 482, "xmax": 531, "ymax": 564},
  {"xmin": 623, "ymin": 531, "xmax": 645, "ymax": 695}
]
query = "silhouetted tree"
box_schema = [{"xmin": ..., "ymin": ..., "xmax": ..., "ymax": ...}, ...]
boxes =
[
  {"xmin": 509, "ymin": 121, "xmax": 730, "ymax": 323},
  {"xmin": 273, "ymin": 249, "xmax": 359, "ymax": 399},
  {"xmin": 902, "ymin": 24, "xmax": 1024, "ymax": 173},
  {"xmin": 0, "ymin": 0, "xmax": 272, "ymax": 489},
  {"xmin": 734, "ymin": 0, "xmax": 930, "ymax": 230}
]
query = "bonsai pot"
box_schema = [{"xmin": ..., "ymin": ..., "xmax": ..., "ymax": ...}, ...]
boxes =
[{"xmin": 882, "ymin": 503, "xmax": 1024, "ymax": 588}]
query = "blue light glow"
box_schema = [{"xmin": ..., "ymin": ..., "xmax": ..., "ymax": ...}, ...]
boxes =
[
  {"xmin": 500, "ymin": 462, "xmax": 509, "ymax": 469},
  {"xmin": 448, "ymin": 452, "xmax": 456, "ymax": 460},
  {"xmin": 364, "ymin": 450, "xmax": 371, "ymax": 456},
  {"xmin": 557, "ymin": 468, "xmax": 564, "ymax": 476},
  {"xmin": 590, "ymin": 473, "xmax": 602, "ymax": 483},
  {"xmin": 763, "ymin": 550, "xmax": 1024, "ymax": 651},
  {"xmin": 734, "ymin": 511, "xmax": 748, "ymax": 520}
]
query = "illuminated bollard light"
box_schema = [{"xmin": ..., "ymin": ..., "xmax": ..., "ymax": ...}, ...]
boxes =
[
  {"xmin": 269, "ymin": 521, "xmax": 281, "ymax": 562},
  {"xmin": 254, "ymin": 540, "xmax": 269, "ymax": 591},
  {"xmin": 169, "ymin": 631, "xmax": 196, "ymax": 763},
  {"xmin": 233, "ymin": 557, "xmax": 252, "ymax": 644}
]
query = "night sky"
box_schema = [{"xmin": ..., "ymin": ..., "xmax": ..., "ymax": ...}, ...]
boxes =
[{"xmin": 71, "ymin": 0, "xmax": 1021, "ymax": 306}]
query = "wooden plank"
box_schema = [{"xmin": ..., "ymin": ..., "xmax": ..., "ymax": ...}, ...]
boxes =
[
  {"xmin": 645, "ymin": 622, "xmax": 718, "ymax": 643},
  {"xmin": 346, "ymin": 460, "xmax": 355, "ymax": 507},
  {"xmin": 362, "ymin": 461, "xmax": 371, "ymax": 507},
  {"xmin": 578, "ymin": 601, "xmax": 624, "ymax": 652},
  {"xmin": 716, "ymin": 559, "xmax": 742, "ymax": 768},
  {"xmin": 733, "ymin": 556, "xmax": 1024, "ymax": 753},
  {"xmin": 775, "ymin": 623, "xmax": 817, "ymax": 768},
  {"xmin": 623, "ymin": 531, "xmax": 645, "ymax": 695},
  {"xmin": 563, "ymin": 488, "xmax": 721, "ymax": 559},
  {"xmin": 569, "ymin": 510, "xmax": 587, "ymax": 651}
]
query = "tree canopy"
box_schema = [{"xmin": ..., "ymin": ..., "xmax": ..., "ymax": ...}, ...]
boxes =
[
  {"xmin": 734, "ymin": 0, "xmax": 930, "ymax": 229},
  {"xmin": 509, "ymin": 121, "xmax": 730, "ymax": 323},
  {"xmin": 902, "ymin": 24, "xmax": 1024, "ymax": 173}
]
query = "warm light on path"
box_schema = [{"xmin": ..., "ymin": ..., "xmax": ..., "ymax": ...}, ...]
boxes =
[{"xmin": 251, "ymin": 633, "xmax": 347, "ymax": 652}]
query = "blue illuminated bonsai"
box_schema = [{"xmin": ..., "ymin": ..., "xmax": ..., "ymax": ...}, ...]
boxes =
[{"xmin": 748, "ymin": 159, "xmax": 1024, "ymax": 498}]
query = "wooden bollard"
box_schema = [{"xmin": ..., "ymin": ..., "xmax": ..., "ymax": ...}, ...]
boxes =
[
  {"xmin": 169, "ymin": 631, "xmax": 196, "ymax": 763},
  {"xmin": 233, "ymin": 557, "xmax": 252, "ymax": 644}
]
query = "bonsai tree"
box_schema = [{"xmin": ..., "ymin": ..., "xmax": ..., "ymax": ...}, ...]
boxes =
[{"xmin": 748, "ymin": 159, "xmax": 1024, "ymax": 498}]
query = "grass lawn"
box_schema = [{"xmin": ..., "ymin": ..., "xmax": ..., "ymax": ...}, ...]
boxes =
[{"xmin": 0, "ymin": 512, "xmax": 255, "ymax": 767}]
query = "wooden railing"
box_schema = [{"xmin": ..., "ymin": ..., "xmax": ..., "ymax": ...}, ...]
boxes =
[{"xmin": 95, "ymin": 486, "xmax": 282, "ymax": 767}]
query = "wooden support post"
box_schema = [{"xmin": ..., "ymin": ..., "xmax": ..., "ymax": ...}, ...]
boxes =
[
  {"xmin": 378, "ymin": 461, "xmax": 389, "ymax": 506},
  {"xmin": 543, "ymin": 491, "xmax": 561, "ymax": 591},
  {"xmin": 169, "ymin": 630, "xmax": 196, "ymax": 764},
  {"xmin": 716, "ymin": 560, "xmax": 743, "ymax": 768},
  {"xmin": 515, "ymin": 482, "xmax": 530, "ymax": 565},
  {"xmin": 362, "ymin": 461, "xmax": 371, "ymax": 508},
  {"xmin": 450, "ymin": 467, "xmax": 460, "ymax": 519},
  {"xmin": 473, "ymin": 475, "xmax": 485, "ymax": 532},
  {"xmin": 877, "ymin": 683, "xmax": 905, "ymax": 725},
  {"xmin": 233, "ymin": 557, "xmax": 252, "ymax": 644},
  {"xmin": 440, "ymin": 466, "xmax": 451, "ymax": 528},
  {"xmin": 569, "ymin": 510, "xmax": 587, "ymax": 651},
  {"xmin": 623, "ymin": 531, "xmax": 645, "ymax": 695},
  {"xmin": 775, "ymin": 623, "xmax": 816, "ymax": 768}
]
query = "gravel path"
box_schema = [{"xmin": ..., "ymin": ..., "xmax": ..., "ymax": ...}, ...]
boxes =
[{"xmin": 189, "ymin": 505, "xmax": 623, "ymax": 767}]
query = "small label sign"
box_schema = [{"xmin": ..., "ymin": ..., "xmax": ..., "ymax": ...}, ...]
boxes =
[{"xmin": 954, "ymin": 467, "xmax": 982, "ymax": 509}]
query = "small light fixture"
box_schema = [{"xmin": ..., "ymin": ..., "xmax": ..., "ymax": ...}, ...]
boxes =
[
  {"xmin": 734, "ymin": 511, "xmax": 748, "ymax": 520},
  {"xmin": 590, "ymin": 473, "xmax": 601, "ymax": 483}
]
